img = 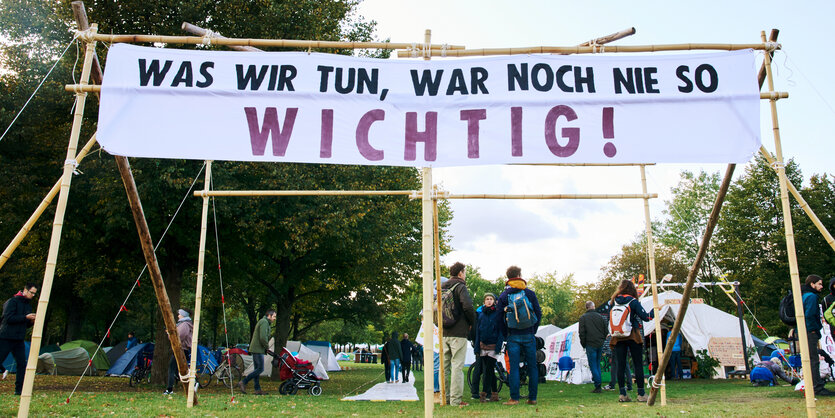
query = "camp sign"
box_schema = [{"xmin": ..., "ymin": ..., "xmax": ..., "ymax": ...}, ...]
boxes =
[{"xmin": 98, "ymin": 44, "xmax": 760, "ymax": 166}]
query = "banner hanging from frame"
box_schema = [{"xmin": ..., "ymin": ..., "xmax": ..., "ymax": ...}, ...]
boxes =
[{"xmin": 98, "ymin": 44, "xmax": 760, "ymax": 166}]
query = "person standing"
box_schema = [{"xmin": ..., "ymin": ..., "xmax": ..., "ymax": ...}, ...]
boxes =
[
  {"xmin": 238, "ymin": 309, "xmax": 276, "ymax": 395},
  {"xmin": 496, "ymin": 265, "xmax": 541, "ymax": 406},
  {"xmin": 0, "ymin": 283, "xmax": 37, "ymax": 395},
  {"xmin": 666, "ymin": 329, "xmax": 683, "ymax": 379},
  {"xmin": 400, "ymin": 333, "xmax": 414, "ymax": 383},
  {"xmin": 472, "ymin": 292, "xmax": 503, "ymax": 402},
  {"xmin": 440, "ymin": 262, "xmax": 476, "ymax": 406},
  {"xmin": 609, "ymin": 280, "xmax": 654, "ymax": 403},
  {"xmin": 381, "ymin": 337, "xmax": 390, "ymax": 382},
  {"xmin": 801, "ymin": 275, "xmax": 834, "ymax": 396},
  {"xmin": 579, "ymin": 301, "xmax": 607, "ymax": 393},
  {"xmin": 126, "ymin": 331, "xmax": 138, "ymax": 350},
  {"xmin": 386, "ymin": 332, "xmax": 403, "ymax": 383},
  {"xmin": 165, "ymin": 308, "xmax": 193, "ymax": 395}
]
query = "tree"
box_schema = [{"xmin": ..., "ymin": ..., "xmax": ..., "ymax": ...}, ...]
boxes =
[{"xmin": 528, "ymin": 271, "xmax": 577, "ymax": 328}]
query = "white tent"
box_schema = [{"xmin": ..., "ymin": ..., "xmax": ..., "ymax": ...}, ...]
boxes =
[
  {"xmin": 241, "ymin": 339, "xmax": 330, "ymax": 380},
  {"xmin": 544, "ymin": 290, "xmax": 757, "ymax": 383},
  {"xmin": 305, "ymin": 341, "xmax": 341, "ymax": 372},
  {"xmin": 536, "ymin": 324, "xmax": 562, "ymax": 340}
]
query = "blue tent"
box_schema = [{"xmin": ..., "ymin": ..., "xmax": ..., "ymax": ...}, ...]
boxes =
[
  {"xmin": 107, "ymin": 342, "xmax": 154, "ymax": 376},
  {"xmin": 2, "ymin": 341, "xmax": 30, "ymax": 373}
]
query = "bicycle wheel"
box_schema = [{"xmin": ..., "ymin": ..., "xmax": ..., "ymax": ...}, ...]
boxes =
[
  {"xmin": 128, "ymin": 370, "xmax": 138, "ymax": 387},
  {"xmin": 466, "ymin": 363, "xmax": 476, "ymax": 391},
  {"xmin": 197, "ymin": 371, "xmax": 212, "ymax": 388}
]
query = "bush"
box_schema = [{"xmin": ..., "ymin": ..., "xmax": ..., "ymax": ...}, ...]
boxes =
[{"xmin": 693, "ymin": 349, "xmax": 720, "ymax": 379}]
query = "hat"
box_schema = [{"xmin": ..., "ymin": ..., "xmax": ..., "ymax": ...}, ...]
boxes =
[
  {"xmin": 483, "ymin": 292, "xmax": 497, "ymax": 301},
  {"xmin": 178, "ymin": 309, "xmax": 189, "ymax": 318}
]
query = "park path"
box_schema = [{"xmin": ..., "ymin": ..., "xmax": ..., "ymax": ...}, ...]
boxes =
[{"xmin": 342, "ymin": 378, "xmax": 418, "ymax": 402}]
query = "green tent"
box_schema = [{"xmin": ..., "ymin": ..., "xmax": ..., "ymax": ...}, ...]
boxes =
[
  {"xmin": 60, "ymin": 340, "xmax": 110, "ymax": 372},
  {"xmin": 763, "ymin": 336, "xmax": 790, "ymax": 351}
]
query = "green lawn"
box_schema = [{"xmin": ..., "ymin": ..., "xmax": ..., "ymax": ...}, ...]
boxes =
[{"xmin": 1, "ymin": 361, "xmax": 832, "ymax": 416}]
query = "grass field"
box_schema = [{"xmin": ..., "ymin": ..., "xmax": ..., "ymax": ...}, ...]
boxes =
[{"xmin": 1, "ymin": 361, "xmax": 833, "ymax": 416}]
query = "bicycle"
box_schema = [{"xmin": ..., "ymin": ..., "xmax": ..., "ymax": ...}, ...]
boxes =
[
  {"xmin": 128, "ymin": 350, "xmax": 153, "ymax": 387},
  {"xmin": 197, "ymin": 349, "xmax": 244, "ymax": 389},
  {"xmin": 467, "ymin": 358, "xmax": 529, "ymax": 395}
]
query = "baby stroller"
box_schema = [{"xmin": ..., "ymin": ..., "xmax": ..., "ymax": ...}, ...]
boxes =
[{"xmin": 268, "ymin": 348, "xmax": 322, "ymax": 396}]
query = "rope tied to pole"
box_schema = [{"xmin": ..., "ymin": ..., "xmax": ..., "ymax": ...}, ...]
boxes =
[
  {"xmin": 764, "ymin": 41, "xmax": 781, "ymax": 52},
  {"xmin": 648, "ymin": 375, "xmax": 665, "ymax": 389},
  {"xmin": 76, "ymin": 28, "xmax": 96, "ymax": 43},
  {"xmin": 441, "ymin": 43, "xmax": 449, "ymax": 57},
  {"xmin": 410, "ymin": 43, "xmax": 418, "ymax": 58},
  {"xmin": 770, "ymin": 161, "xmax": 785, "ymax": 170},
  {"xmin": 201, "ymin": 29, "xmax": 218, "ymax": 46},
  {"xmin": 423, "ymin": 41, "xmax": 430, "ymax": 58}
]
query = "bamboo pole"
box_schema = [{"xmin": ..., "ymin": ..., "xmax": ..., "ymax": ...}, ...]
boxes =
[
  {"xmin": 181, "ymin": 22, "xmax": 260, "ymax": 51},
  {"xmin": 0, "ymin": 134, "xmax": 97, "ymax": 272},
  {"xmin": 397, "ymin": 42, "xmax": 776, "ymax": 58},
  {"xmin": 640, "ymin": 165, "xmax": 665, "ymax": 405},
  {"xmin": 761, "ymin": 30, "xmax": 815, "ymax": 417},
  {"xmin": 421, "ymin": 165, "xmax": 435, "ymax": 417},
  {"xmin": 760, "ymin": 146, "xmax": 835, "ymax": 253},
  {"xmin": 515, "ymin": 163, "xmax": 654, "ymax": 167},
  {"xmin": 16, "ymin": 25, "xmax": 96, "ymax": 418},
  {"xmin": 441, "ymin": 193, "xmax": 657, "ymax": 200},
  {"xmin": 77, "ymin": 32, "xmax": 463, "ymax": 51},
  {"xmin": 646, "ymin": 163, "xmax": 735, "ymax": 406},
  {"xmin": 577, "ymin": 27, "xmax": 637, "ymax": 47},
  {"xmin": 434, "ymin": 191, "xmax": 447, "ymax": 406},
  {"xmin": 187, "ymin": 161, "xmax": 211, "ymax": 407},
  {"xmin": 194, "ymin": 190, "xmax": 416, "ymax": 197}
]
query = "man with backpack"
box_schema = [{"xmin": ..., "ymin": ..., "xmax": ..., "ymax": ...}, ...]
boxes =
[
  {"xmin": 439, "ymin": 262, "xmax": 476, "ymax": 406},
  {"xmin": 801, "ymin": 275, "xmax": 834, "ymax": 396},
  {"xmin": 579, "ymin": 301, "xmax": 607, "ymax": 393},
  {"xmin": 496, "ymin": 266, "xmax": 542, "ymax": 405}
]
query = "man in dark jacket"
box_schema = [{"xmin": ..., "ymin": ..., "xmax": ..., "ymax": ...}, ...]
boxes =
[
  {"xmin": 579, "ymin": 301, "xmax": 607, "ymax": 393},
  {"xmin": 386, "ymin": 332, "xmax": 403, "ymax": 383},
  {"xmin": 0, "ymin": 283, "xmax": 37, "ymax": 395},
  {"xmin": 802, "ymin": 275, "xmax": 834, "ymax": 396},
  {"xmin": 441, "ymin": 262, "xmax": 476, "ymax": 406},
  {"xmin": 496, "ymin": 266, "xmax": 542, "ymax": 405},
  {"xmin": 400, "ymin": 333, "xmax": 414, "ymax": 383}
]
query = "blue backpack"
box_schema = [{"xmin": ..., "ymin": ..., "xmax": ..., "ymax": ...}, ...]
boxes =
[{"xmin": 506, "ymin": 291, "xmax": 537, "ymax": 329}]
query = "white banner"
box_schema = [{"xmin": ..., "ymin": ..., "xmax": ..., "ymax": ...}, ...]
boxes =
[{"xmin": 98, "ymin": 44, "xmax": 760, "ymax": 166}]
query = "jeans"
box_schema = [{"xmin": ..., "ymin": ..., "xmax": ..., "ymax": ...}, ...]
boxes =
[
  {"xmin": 402, "ymin": 360, "xmax": 411, "ymax": 382},
  {"xmin": 167, "ymin": 349, "xmax": 191, "ymax": 391},
  {"xmin": 242, "ymin": 353, "xmax": 264, "ymax": 391},
  {"xmin": 670, "ymin": 351, "xmax": 683, "ymax": 379},
  {"xmin": 389, "ymin": 358, "xmax": 401, "ymax": 382},
  {"xmin": 615, "ymin": 340, "xmax": 645, "ymax": 396},
  {"xmin": 609, "ymin": 350, "xmax": 632, "ymax": 388},
  {"xmin": 808, "ymin": 330, "xmax": 824, "ymax": 393},
  {"xmin": 586, "ymin": 346, "xmax": 602, "ymax": 388},
  {"xmin": 0, "ymin": 338, "xmax": 27, "ymax": 394},
  {"xmin": 507, "ymin": 333, "xmax": 538, "ymax": 401},
  {"xmin": 433, "ymin": 351, "xmax": 440, "ymax": 391},
  {"xmin": 442, "ymin": 336, "xmax": 468, "ymax": 405}
]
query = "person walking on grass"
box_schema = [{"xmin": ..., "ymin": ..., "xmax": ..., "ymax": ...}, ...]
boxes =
[
  {"xmin": 165, "ymin": 309, "xmax": 193, "ymax": 395},
  {"xmin": 440, "ymin": 262, "xmax": 476, "ymax": 406},
  {"xmin": 238, "ymin": 309, "xmax": 276, "ymax": 395},
  {"xmin": 496, "ymin": 265, "xmax": 541, "ymax": 406},
  {"xmin": 579, "ymin": 300, "xmax": 607, "ymax": 393},
  {"xmin": 472, "ymin": 292, "xmax": 503, "ymax": 402},
  {"xmin": 0, "ymin": 283, "xmax": 37, "ymax": 394},
  {"xmin": 400, "ymin": 333, "xmax": 414, "ymax": 383},
  {"xmin": 386, "ymin": 331, "xmax": 403, "ymax": 383},
  {"xmin": 609, "ymin": 280, "xmax": 653, "ymax": 403},
  {"xmin": 801, "ymin": 275, "xmax": 834, "ymax": 396}
]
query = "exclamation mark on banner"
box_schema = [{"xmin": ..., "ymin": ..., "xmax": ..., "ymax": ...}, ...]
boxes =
[{"xmin": 602, "ymin": 107, "xmax": 616, "ymax": 158}]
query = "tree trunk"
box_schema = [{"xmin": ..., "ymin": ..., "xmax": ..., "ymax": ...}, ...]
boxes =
[
  {"xmin": 150, "ymin": 266, "xmax": 182, "ymax": 385},
  {"xmin": 63, "ymin": 293, "xmax": 83, "ymax": 342},
  {"xmin": 275, "ymin": 287, "xmax": 294, "ymax": 351}
]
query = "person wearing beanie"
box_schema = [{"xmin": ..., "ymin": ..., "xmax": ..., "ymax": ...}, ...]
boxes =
[
  {"xmin": 164, "ymin": 308, "xmax": 194, "ymax": 395},
  {"xmin": 496, "ymin": 266, "xmax": 541, "ymax": 405},
  {"xmin": 472, "ymin": 292, "xmax": 503, "ymax": 402}
]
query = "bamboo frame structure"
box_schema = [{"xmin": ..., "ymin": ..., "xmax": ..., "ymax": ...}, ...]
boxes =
[
  {"xmin": 17, "ymin": 24, "xmax": 97, "ymax": 418},
  {"xmin": 0, "ymin": 134, "xmax": 97, "ymax": 271},
  {"xmin": 433, "ymin": 191, "xmax": 447, "ymax": 406},
  {"xmin": 440, "ymin": 193, "xmax": 657, "ymax": 200},
  {"xmin": 761, "ymin": 30, "xmax": 815, "ymax": 416},
  {"xmin": 421, "ymin": 166, "xmax": 436, "ymax": 416},
  {"xmin": 194, "ymin": 190, "xmax": 416, "ymax": 197},
  {"xmin": 397, "ymin": 42, "xmax": 777, "ymax": 58},
  {"xmin": 640, "ymin": 165, "xmax": 666, "ymax": 405},
  {"xmin": 187, "ymin": 161, "xmax": 212, "ymax": 407}
]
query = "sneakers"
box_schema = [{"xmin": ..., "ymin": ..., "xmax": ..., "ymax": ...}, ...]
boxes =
[
  {"xmin": 527, "ymin": 400, "xmax": 537, "ymax": 405},
  {"xmin": 163, "ymin": 389, "xmax": 173, "ymax": 395},
  {"xmin": 2, "ymin": 370, "xmax": 8, "ymax": 380},
  {"xmin": 503, "ymin": 399, "xmax": 519, "ymax": 405},
  {"xmin": 618, "ymin": 394, "xmax": 631, "ymax": 402},
  {"xmin": 637, "ymin": 394, "xmax": 648, "ymax": 402},
  {"xmin": 433, "ymin": 392, "xmax": 441, "ymax": 404},
  {"xmin": 815, "ymin": 388, "xmax": 835, "ymax": 397},
  {"xmin": 591, "ymin": 386, "xmax": 602, "ymax": 393},
  {"xmin": 194, "ymin": 382, "xmax": 199, "ymax": 393},
  {"xmin": 791, "ymin": 378, "xmax": 800, "ymax": 386},
  {"xmin": 237, "ymin": 381, "xmax": 247, "ymax": 394},
  {"xmin": 602, "ymin": 384, "xmax": 614, "ymax": 391}
]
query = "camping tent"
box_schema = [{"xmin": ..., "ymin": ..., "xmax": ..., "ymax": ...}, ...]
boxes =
[
  {"xmin": 543, "ymin": 290, "xmax": 757, "ymax": 383},
  {"xmin": 240, "ymin": 339, "xmax": 330, "ymax": 380},
  {"xmin": 335, "ymin": 352, "xmax": 351, "ymax": 361},
  {"xmin": 106, "ymin": 340, "xmax": 129, "ymax": 367},
  {"xmin": 536, "ymin": 324, "xmax": 562, "ymax": 340},
  {"xmin": 305, "ymin": 341, "xmax": 341, "ymax": 372},
  {"xmin": 37, "ymin": 347, "xmax": 94, "ymax": 375},
  {"xmin": 4, "ymin": 343, "xmax": 63, "ymax": 373},
  {"xmin": 107, "ymin": 342, "xmax": 154, "ymax": 376},
  {"xmin": 60, "ymin": 340, "xmax": 110, "ymax": 372}
]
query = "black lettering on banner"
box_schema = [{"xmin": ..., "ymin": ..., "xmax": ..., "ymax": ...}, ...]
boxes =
[
  {"xmin": 138, "ymin": 59, "xmax": 173, "ymax": 87},
  {"xmin": 695, "ymin": 64, "xmax": 718, "ymax": 92},
  {"xmin": 170, "ymin": 61, "xmax": 193, "ymax": 87},
  {"xmin": 410, "ymin": 69, "xmax": 444, "ymax": 96},
  {"xmin": 446, "ymin": 69, "xmax": 468, "ymax": 95},
  {"xmin": 196, "ymin": 62, "xmax": 214, "ymax": 88},
  {"xmin": 236, "ymin": 64, "xmax": 269, "ymax": 90},
  {"xmin": 531, "ymin": 63, "xmax": 553, "ymax": 92},
  {"xmin": 508, "ymin": 63, "xmax": 528, "ymax": 91},
  {"xmin": 676, "ymin": 66, "xmax": 694, "ymax": 92},
  {"xmin": 357, "ymin": 68, "xmax": 378, "ymax": 94},
  {"xmin": 317, "ymin": 65, "xmax": 334, "ymax": 92}
]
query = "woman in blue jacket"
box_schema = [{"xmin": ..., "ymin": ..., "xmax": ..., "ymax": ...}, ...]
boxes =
[
  {"xmin": 472, "ymin": 293, "xmax": 503, "ymax": 402},
  {"xmin": 609, "ymin": 279, "xmax": 654, "ymax": 403}
]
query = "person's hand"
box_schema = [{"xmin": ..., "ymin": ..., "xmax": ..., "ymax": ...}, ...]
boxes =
[{"xmin": 26, "ymin": 313, "xmax": 36, "ymax": 321}]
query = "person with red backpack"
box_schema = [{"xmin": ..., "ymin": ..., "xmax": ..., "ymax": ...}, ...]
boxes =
[{"xmin": 608, "ymin": 279, "xmax": 654, "ymax": 403}]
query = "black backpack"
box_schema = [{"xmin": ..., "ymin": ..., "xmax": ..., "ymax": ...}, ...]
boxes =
[{"xmin": 779, "ymin": 291, "xmax": 796, "ymax": 327}]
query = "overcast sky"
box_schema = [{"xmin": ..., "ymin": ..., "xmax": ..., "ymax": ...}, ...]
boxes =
[{"xmin": 356, "ymin": 0, "xmax": 835, "ymax": 283}]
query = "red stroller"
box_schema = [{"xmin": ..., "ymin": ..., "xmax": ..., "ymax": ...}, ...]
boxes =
[{"xmin": 268, "ymin": 348, "xmax": 322, "ymax": 396}]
